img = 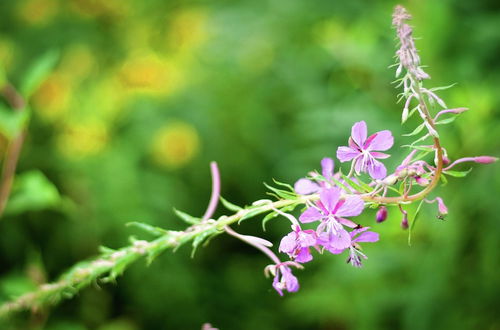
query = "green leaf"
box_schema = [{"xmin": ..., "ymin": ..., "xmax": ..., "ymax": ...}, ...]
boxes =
[
  {"xmin": 401, "ymin": 144, "xmax": 434, "ymax": 152},
  {"xmin": 429, "ymin": 83, "xmax": 457, "ymax": 92},
  {"xmin": 173, "ymin": 208, "xmax": 200, "ymax": 225},
  {"xmin": 262, "ymin": 211, "xmax": 278, "ymax": 231},
  {"xmin": 191, "ymin": 228, "xmax": 217, "ymax": 257},
  {"xmin": 20, "ymin": 50, "xmax": 60, "ymax": 98},
  {"xmin": 272, "ymin": 178, "xmax": 295, "ymax": 192},
  {"xmin": 408, "ymin": 200, "xmax": 425, "ymax": 246},
  {"xmin": 220, "ymin": 196, "xmax": 243, "ymax": 212},
  {"xmin": 5, "ymin": 170, "xmax": 61, "ymax": 215},
  {"xmin": 402, "ymin": 122, "xmax": 425, "ymax": 137},
  {"xmin": 126, "ymin": 222, "xmax": 167, "ymax": 237},
  {"xmin": 440, "ymin": 173, "xmax": 448, "ymax": 186},
  {"xmin": 263, "ymin": 182, "xmax": 297, "ymax": 200},
  {"xmin": 339, "ymin": 172, "xmax": 371, "ymax": 193},
  {"xmin": 238, "ymin": 207, "xmax": 264, "ymax": 224},
  {"xmin": 0, "ymin": 104, "xmax": 29, "ymax": 139},
  {"xmin": 435, "ymin": 117, "xmax": 456, "ymax": 125},
  {"xmin": 443, "ymin": 168, "xmax": 472, "ymax": 178}
]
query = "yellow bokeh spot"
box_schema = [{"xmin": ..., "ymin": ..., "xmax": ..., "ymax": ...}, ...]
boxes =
[
  {"xmin": 151, "ymin": 122, "xmax": 200, "ymax": 169},
  {"xmin": 18, "ymin": 0, "xmax": 58, "ymax": 25},
  {"xmin": 56, "ymin": 121, "xmax": 109, "ymax": 159},
  {"xmin": 167, "ymin": 8, "xmax": 209, "ymax": 53},
  {"xmin": 118, "ymin": 52, "xmax": 182, "ymax": 96},
  {"xmin": 32, "ymin": 73, "xmax": 71, "ymax": 121}
]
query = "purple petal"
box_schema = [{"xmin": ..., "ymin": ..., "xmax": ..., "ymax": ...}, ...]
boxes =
[
  {"xmin": 328, "ymin": 228, "xmax": 352, "ymax": 250},
  {"xmin": 368, "ymin": 159, "xmax": 387, "ymax": 179},
  {"xmin": 282, "ymin": 268, "xmax": 299, "ymax": 292},
  {"xmin": 279, "ymin": 232, "xmax": 297, "ymax": 253},
  {"xmin": 295, "ymin": 248, "xmax": 313, "ymax": 263},
  {"xmin": 325, "ymin": 246, "xmax": 344, "ymax": 254},
  {"xmin": 350, "ymin": 226, "xmax": 370, "ymax": 237},
  {"xmin": 299, "ymin": 207, "xmax": 323, "ymax": 223},
  {"xmin": 272, "ymin": 274, "xmax": 283, "ymax": 296},
  {"xmin": 351, "ymin": 121, "xmax": 367, "ymax": 147},
  {"xmin": 370, "ymin": 151, "xmax": 390, "ymax": 159},
  {"xmin": 335, "ymin": 195, "xmax": 365, "ymax": 217},
  {"xmin": 294, "ymin": 179, "xmax": 320, "ymax": 195},
  {"xmin": 354, "ymin": 156, "xmax": 364, "ymax": 175},
  {"xmin": 337, "ymin": 217, "xmax": 358, "ymax": 228},
  {"xmin": 321, "ymin": 157, "xmax": 334, "ymax": 180},
  {"xmin": 336, "ymin": 147, "xmax": 360, "ymax": 162},
  {"xmin": 354, "ymin": 231, "xmax": 379, "ymax": 243},
  {"xmin": 319, "ymin": 188, "xmax": 341, "ymax": 213},
  {"xmin": 297, "ymin": 230, "xmax": 317, "ymax": 247},
  {"xmin": 365, "ymin": 130, "xmax": 393, "ymax": 151}
]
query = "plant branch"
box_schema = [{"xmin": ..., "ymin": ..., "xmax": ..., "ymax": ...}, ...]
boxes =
[{"xmin": 0, "ymin": 194, "xmax": 316, "ymax": 318}]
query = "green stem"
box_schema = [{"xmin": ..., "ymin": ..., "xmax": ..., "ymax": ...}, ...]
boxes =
[{"xmin": 0, "ymin": 195, "xmax": 316, "ymax": 318}]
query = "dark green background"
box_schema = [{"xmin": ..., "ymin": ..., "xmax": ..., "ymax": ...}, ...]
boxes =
[{"xmin": 0, "ymin": 0, "xmax": 499, "ymax": 329}]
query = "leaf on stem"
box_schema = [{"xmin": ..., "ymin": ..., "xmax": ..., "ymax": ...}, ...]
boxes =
[{"xmin": 173, "ymin": 208, "xmax": 201, "ymax": 225}]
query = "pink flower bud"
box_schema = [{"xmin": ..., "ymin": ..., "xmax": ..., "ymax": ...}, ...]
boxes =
[
  {"xmin": 401, "ymin": 215, "xmax": 409, "ymax": 229},
  {"xmin": 376, "ymin": 206, "xmax": 388, "ymax": 223},
  {"xmin": 473, "ymin": 156, "xmax": 498, "ymax": 164},
  {"xmin": 436, "ymin": 197, "xmax": 448, "ymax": 220}
]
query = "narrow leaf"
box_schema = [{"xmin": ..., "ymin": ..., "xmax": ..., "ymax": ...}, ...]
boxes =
[
  {"xmin": 402, "ymin": 122, "xmax": 425, "ymax": 137},
  {"xmin": 219, "ymin": 196, "xmax": 243, "ymax": 212},
  {"xmin": 173, "ymin": 208, "xmax": 200, "ymax": 225},
  {"xmin": 443, "ymin": 169, "xmax": 472, "ymax": 178}
]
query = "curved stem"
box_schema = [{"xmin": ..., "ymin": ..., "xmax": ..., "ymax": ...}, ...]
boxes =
[{"xmin": 202, "ymin": 161, "xmax": 221, "ymax": 220}]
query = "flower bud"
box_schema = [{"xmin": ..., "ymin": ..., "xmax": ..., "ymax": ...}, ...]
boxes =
[
  {"xmin": 401, "ymin": 214, "xmax": 410, "ymax": 229},
  {"xmin": 473, "ymin": 156, "xmax": 498, "ymax": 164},
  {"xmin": 400, "ymin": 212, "xmax": 409, "ymax": 229},
  {"xmin": 435, "ymin": 197, "xmax": 448, "ymax": 220},
  {"xmin": 376, "ymin": 206, "xmax": 388, "ymax": 223}
]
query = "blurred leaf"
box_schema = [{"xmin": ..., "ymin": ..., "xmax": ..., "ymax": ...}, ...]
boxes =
[
  {"xmin": 443, "ymin": 169, "xmax": 472, "ymax": 178},
  {"xmin": 5, "ymin": 170, "xmax": 61, "ymax": 215},
  {"xmin": 0, "ymin": 273, "xmax": 37, "ymax": 299},
  {"xmin": 0, "ymin": 104, "xmax": 29, "ymax": 139},
  {"xmin": 20, "ymin": 50, "xmax": 59, "ymax": 98}
]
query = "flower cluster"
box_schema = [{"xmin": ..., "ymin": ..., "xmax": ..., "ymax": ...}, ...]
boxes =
[{"xmin": 262, "ymin": 121, "xmax": 392, "ymax": 295}]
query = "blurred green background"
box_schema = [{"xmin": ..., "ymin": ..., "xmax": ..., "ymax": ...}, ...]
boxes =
[{"xmin": 0, "ymin": 0, "xmax": 499, "ymax": 329}]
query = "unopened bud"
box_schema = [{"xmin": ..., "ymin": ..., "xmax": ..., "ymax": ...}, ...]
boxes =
[
  {"xmin": 442, "ymin": 155, "xmax": 450, "ymax": 165},
  {"xmin": 436, "ymin": 197, "xmax": 448, "ymax": 220},
  {"xmin": 376, "ymin": 206, "xmax": 388, "ymax": 223},
  {"xmin": 473, "ymin": 156, "xmax": 498, "ymax": 164},
  {"xmin": 401, "ymin": 216, "xmax": 409, "ymax": 229}
]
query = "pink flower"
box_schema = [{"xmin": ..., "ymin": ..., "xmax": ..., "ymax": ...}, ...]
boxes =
[
  {"xmin": 325, "ymin": 227, "xmax": 380, "ymax": 267},
  {"xmin": 294, "ymin": 157, "xmax": 334, "ymax": 195},
  {"xmin": 265, "ymin": 262, "xmax": 301, "ymax": 296},
  {"xmin": 279, "ymin": 225, "xmax": 318, "ymax": 263},
  {"xmin": 299, "ymin": 187, "xmax": 364, "ymax": 250},
  {"xmin": 337, "ymin": 121, "xmax": 394, "ymax": 179}
]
